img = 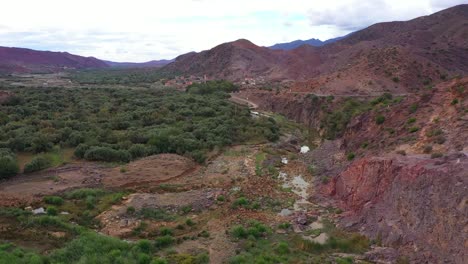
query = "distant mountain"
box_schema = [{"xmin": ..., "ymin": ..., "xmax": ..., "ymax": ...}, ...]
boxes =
[
  {"xmin": 269, "ymin": 36, "xmax": 346, "ymax": 50},
  {"xmin": 164, "ymin": 4, "xmax": 468, "ymax": 94},
  {"xmin": 164, "ymin": 38, "xmax": 322, "ymax": 82},
  {"xmin": 104, "ymin": 59, "xmax": 174, "ymax": 68},
  {"xmin": 0, "ymin": 46, "xmax": 108, "ymax": 74}
]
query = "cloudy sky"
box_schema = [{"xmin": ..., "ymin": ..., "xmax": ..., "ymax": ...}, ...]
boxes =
[{"xmin": 0, "ymin": 0, "xmax": 465, "ymax": 62}]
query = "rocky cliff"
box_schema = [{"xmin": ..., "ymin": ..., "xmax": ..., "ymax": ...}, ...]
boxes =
[{"xmin": 325, "ymin": 154, "xmax": 467, "ymax": 263}]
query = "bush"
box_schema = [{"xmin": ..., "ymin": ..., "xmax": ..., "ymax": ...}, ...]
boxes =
[
  {"xmin": 74, "ymin": 144, "xmax": 90, "ymax": 159},
  {"xmin": 129, "ymin": 144, "xmax": 147, "ymax": 159},
  {"xmin": 84, "ymin": 146, "xmax": 131, "ymax": 163},
  {"xmin": 423, "ymin": 145, "xmax": 432, "ymax": 154},
  {"xmin": 24, "ymin": 156, "xmax": 52, "ymax": 173},
  {"xmin": 375, "ymin": 115, "xmax": 385, "ymax": 125},
  {"xmin": 451, "ymin": 98, "xmax": 459, "ymax": 105},
  {"xmin": 409, "ymin": 103, "xmax": 418, "ymax": 113},
  {"xmin": 154, "ymin": 235, "xmax": 174, "ymax": 248},
  {"xmin": 44, "ymin": 196, "xmax": 64, "ymax": 206},
  {"xmin": 47, "ymin": 206, "xmax": 58, "ymax": 216},
  {"xmin": 0, "ymin": 148, "xmax": 19, "ymax": 179},
  {"xmin": 407, "ymin": 117, "xmax": 416, "ymax": 124},
  {"xmin": 408, "ymin": 126, "xmax": 419, "ymax": 133},
  {"xmin": 275, "ymin": 242, "xmax": 290, "ymax": 255},
  {"xmin": 230, "ymin": 221, "xmax": 269, "ymax": 240},
  {"xmin": 431, "ymin": 153, "xmax": 443, "ymax": 159},
  {"xmin": 347, "ymin": 153, "xmax": 355, "ymax": 161},
  {"xmin": 232, "ymin": 197, "xmax": 249, "ymax": 208}
]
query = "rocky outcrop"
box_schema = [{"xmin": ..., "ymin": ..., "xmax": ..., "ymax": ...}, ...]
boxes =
[{"xmin": 325, "ymin": 153, "xmax": 468, "ymax": 264}]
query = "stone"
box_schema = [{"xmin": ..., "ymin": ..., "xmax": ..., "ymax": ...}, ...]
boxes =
[{"xmin": 32, "ymin": 207, "xmax": 45, "ymax": 215}]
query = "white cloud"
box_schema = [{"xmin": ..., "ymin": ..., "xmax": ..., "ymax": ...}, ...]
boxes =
[{"xmin": 0, "ymin": 0, "xmax": 464, "ymax": 61}]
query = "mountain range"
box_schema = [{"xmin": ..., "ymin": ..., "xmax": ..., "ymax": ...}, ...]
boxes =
[
  {"xmin": 0, "ymin": 4, "xmax": 467, "ymax": 96},
  {"xmin": 165, "ymin": 4, "xmax": 468, "ymax": 94},
  {"xmin": 268, "ymin": 35, "xmax": 347, "ymax": 50}
]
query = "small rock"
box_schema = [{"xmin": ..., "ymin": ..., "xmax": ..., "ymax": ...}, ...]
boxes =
[
  {"xmin": 300, "ymin": 146, "xmax": 310, "ymax": 154},
  {"xmin": 296, "ymin": 213, "xmax": 308, "ymax": 225},
  {"xmin": 281, "ymin": 157, "xmax": 288, "ymax": 164},
  {"xmin": 60, "ymin": 211, "xmax": 70, "ymax": 215},
  {"xmin": 279, "ymin": 208, "xmax": 293, "ymax": 216},
  {"xmin": 32, "ymin": 207, "xmax": 45, "ymax": 215}
]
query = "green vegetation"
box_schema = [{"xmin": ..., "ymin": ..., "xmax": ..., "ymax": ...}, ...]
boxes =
[
  {"xmin": 321, "ymin": 98, "xmax": 371, "ymax": 140},
  {"xmin": 43, "ymin": 196, "xmax": 64, "ymax": 205},
  {"xmin": 24, "ymin": 155, "xmax": 52, "ymax": 173},
  {"xmin": 347, "ymin": 152, "xmax": 356, "ymax": 161},
  {"xmin": 409, "ymin": 103, "xmax": 418, "ymax": 113},
  {"xmin": 408, "ymin": 126, "xmax": 419, "ymax": 133},
  {"xmin": 375, "ymin": 115, "xmax": 385, "ymax": 125},
  {"xmin": 70, "ymin": 68, "xmax": 175, "ymax": 85},
  {"xmin": 230, "ymin": 221, "xmax": 270, "ymax": 240},
  {"xmin": 186, "ymin": 80, "xmax": 239, "ymax": 94},
  {"xmin": 0, "ymin": 82, "xmax": 278, "ymax": 174},
  {"xmin": 0, "ymin": 148, "xmax": 19, "ymax": 179},
  {"xmin": 320, "ymin": 93, "xmax": 402, "ymax": 140},
  {"xmin": 407, "ymin": 117, "xmax": 416, "ymax": 124}
]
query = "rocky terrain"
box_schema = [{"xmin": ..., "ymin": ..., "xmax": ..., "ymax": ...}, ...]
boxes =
[
  {"xmin": 0, "ymin": 4, "xmax": 466, "ymax": 264},
  {"xmin": 235, "ymin": 74, "xmax": 467, "ymax": 263}
]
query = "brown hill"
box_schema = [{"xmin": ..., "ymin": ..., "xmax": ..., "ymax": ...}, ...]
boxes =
[
  {"xmin": 0, "ymin": 46, "xmax": 108, "ymax": 74},
  {"xmin": 165, "ymin": 4, "xmax": 468, "ymax": 94}
]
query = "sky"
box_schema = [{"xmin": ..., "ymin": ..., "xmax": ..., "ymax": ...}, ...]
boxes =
[{"xmin": 0, "ymin": 0, "xmax": 466, "ymax": 62}]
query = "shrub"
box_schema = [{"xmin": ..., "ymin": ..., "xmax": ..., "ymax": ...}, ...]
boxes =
[
  {"xmin": 321, "ymin": 176, "xmax": 330, "ymax": 184},
  {"xmin": 65, "ymin": 188, "xmax": 107, "ymax": 199},
  {"xmin": 407, "ymin": 117, "xmax": 416, "ymax": 124},
  {"xmin": 127, "ymin": 206, "xmax": 136, "ymax": 214},
  {"xmin": 159, "ymin": 227, "xmax": 173, "ymax": 236},
  {"xmin": 47, "ymin": 206, "xmax": 58, "ymax": 216},
  {"xmin": 232, "ymin": 197, "xmax": 249, "ymax": 208},
  {"xmin": 44, "ymin": 196, "xmax": 64, "ymax": 206},
  {"xmin": 186, "ymin": 218, "xmax": 196, "ymax": 226},
  {"xmin": 431, "ymin": 153, "xmax": 443, "ymax": 159},
  {"xmin": 361, "ymin": 142, "xmax": 369, "ymax": 149},
  {"xmin": 275, "ymin": 242, "xmax": 290, "ymax": 255},
  {"xmin": 230, "ymin": 221, "xmax": 269, "ymax": 240},
  {"xmin": 136, "ymin": 239, "xmax": 152, "ymax": 254},
  {"xmin": 74, "ymin": 144, "xmax": 90, "ymax": 159},
  {"xmin": 347, "ymin": 153, "xmax": 355, "ymax": 161},
  {"xmin": 392, "ymin": 77, "xmax": 400, "ymax": 83},
  {"xmin": 24, "ymin": 156, "xmax": 52, "ymax": 173},
  {"xmin": 154, "ymin": 235, "xmax": 174, "ymax": 248},
  {"xmin": 0, "ymin": 148, "xmax": 19, "ymax": 179},
  {"xmin": 423, "ymin": 145, "xmax": 432, "ymax": 154},
  {"xmin": 409, "ymin": 103, "xmax": 418, "ymax": 113},
  {"xmin": 84, "ymin": 146, "xmax": 131, "ymax": 163},
  {"xmin": 451, "ymin": 98, "xmax": 459, "ymax": 105},
  {"xmin": 129, "ymin": 144, "xmax": 147, "ymax": 159},
  {"xmin": 278, "ymin": 222, "xmax": 291, "ymax": 230},
  {"xmin": 408, "ymin": 126, "xmax": 419, "ymax": 133},
  {"xmin": 375, "ymin": 115, "xmax": 385, "ymax": 125}
]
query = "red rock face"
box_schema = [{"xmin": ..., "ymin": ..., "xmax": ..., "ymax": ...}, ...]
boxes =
[{"xmin": 326, "ymin": 154, "xmax": 467, "ymax": 264}]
